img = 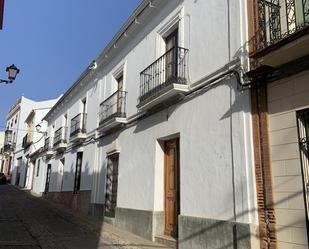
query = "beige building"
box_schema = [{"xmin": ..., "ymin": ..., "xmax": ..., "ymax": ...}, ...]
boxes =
[
  {"xmin": 247, "ymin": 0, "xmax": 309, "ymax": 248},
  {"xmin": 268, "ymin": 71, "xmax": 309, "ymax": 248}
]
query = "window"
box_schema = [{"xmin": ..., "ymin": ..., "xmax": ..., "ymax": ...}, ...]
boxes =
[
  {"xmin": 36, "ymin": 159, "xmax": 41, "ymax": 177},
  {"xmin": 165, "ymin": 29, "xmax": 178, "ymax": 82},
  {"xmin": 73, "ymin": 152, "xmax": 83, "ymax": 193},
  {"xmin": 64, "ymin": 114, "xmax": 68, "ymax": 127},
  {"xmin": 296, "ymin": 108, "xmax": 309, "ymax": 232},
  {"xmin": 1, "ymin": 160, "xmax": 4, "ymax": 173},
  {"xmin": 105, "ymin": 153, "xmax": 119, "ymax": 217},
  {"xmin": 5, "ymin": 130, "xmax": 12, "ymax": 145},
  {"xmin": 295, "ymin": 0, "xmax": 309, "ymax": 26},
  {"xmin": 82, "ymin": 98, "xmax": 87, "ymax": 114},
  {"xmin": 116, "ymin": 74, "xmax": 124, "ymax": 113}
]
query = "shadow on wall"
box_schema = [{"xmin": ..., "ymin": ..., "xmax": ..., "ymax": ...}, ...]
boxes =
[
  {"xmin": 178, "ymin": 183, "xmax": 307, "ymax": 249},
  {"xmin": 40, "ymin": 165, "xmax": 93, "ymax": 215}
]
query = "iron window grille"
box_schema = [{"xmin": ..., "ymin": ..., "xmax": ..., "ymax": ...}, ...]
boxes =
[
  {"xmin": 70, "ymin": 113, "xmax": 87, "ymax": 137},
  {"xmin": 43, "ymin": 137, "xmax": 53, "ymax": 151},
  {"xmin": 73, "ymin": 152, "xmax": 83, "ymax": 194},
  {"xmin": 251, "ymin": 0, "xmax": 309, "ymax": 54},
  {"xmin": 22, "ymin": 134, "xmax": 32, "ymax": 149},
  {"xmin": 53, "ymin": 127, "xmax": 68, "ymax": 146},
  {"xmin": 104, "ymin": 154, "xmax": 119, "ymax": 218},
  {"xmin": 296, "ymin": 108, "xmax": 309, "ymax": 237},
  {"xmin": 99, "ymin": 90, "xmax": 127, "ymax": 125}
]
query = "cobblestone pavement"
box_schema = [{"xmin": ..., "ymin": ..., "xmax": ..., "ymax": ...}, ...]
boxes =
[{"xmin": 0, "ymin": 185, "xmax": 169, "ymax": 249}]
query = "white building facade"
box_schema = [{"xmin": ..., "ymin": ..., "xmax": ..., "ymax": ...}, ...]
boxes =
[
  {"xmin": 41, "ymin": 1, "xmax": 259, "ymax": 248},
  {"xmin": 3, "ymin": 97, "xmax": 58, "ymax": 187}
]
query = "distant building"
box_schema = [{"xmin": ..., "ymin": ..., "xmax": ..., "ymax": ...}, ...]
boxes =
[
  {"xmin": 3, "ymin": 96, "xmax": 59, "ymax": 186},
  {"xmin": 247, "ymin": 1, "xmax": 309, "ymax": 248},
  {"xmin": 38, "ymin": 1, "xmax": 257, "ymax": 248}
]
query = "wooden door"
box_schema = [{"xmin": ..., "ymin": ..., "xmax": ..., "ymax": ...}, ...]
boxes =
[
  {"xmin": 44, "ymin": 164, "xmax": 51, "ymax": 194},
  {"xmin": 165, "ymin": 30, "xmax": 178, "ymax": 83},
  {"xmin": 164, "ymin": 138, "xmax": 180, "ymax": 237}
]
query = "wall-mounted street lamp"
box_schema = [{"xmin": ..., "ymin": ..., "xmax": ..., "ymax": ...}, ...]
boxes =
[
  {"xmin": 35, "ymin": 123, "xmax": 47, "ymax": 136},
  {"xmin": 0, "ymin": 64, "xmax": 20, "ymax": 84}
]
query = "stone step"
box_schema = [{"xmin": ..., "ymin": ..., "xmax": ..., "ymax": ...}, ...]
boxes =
[{"xmin": 155, "ymin": 235, "xmax": 177, "ymax": 249}]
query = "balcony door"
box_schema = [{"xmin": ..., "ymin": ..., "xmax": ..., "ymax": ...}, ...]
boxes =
[
  {"xmin": 165, "ymin": 29, "xmax": 178, "ymax": 84},
  {"xmin": 117, "ymin": 75, "xmax": 123, "ymax": 115},
  {"xmin": 164, "ymin": 138, "xmax": 180, "ymax": 237}
]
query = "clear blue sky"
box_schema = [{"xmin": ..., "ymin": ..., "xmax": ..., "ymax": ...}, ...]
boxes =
[{"xmin": 0, "ymin": 0, "xmax": 141, "ymax": 131}]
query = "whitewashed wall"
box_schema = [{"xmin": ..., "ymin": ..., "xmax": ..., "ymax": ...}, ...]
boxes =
[{"xmin": 42, "ymin": 0, "xmax": 256, "ymax": 228}]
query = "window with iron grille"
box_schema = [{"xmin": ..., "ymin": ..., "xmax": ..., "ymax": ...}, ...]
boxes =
[
  {"xmin": 36, "ymin": 159, "xmax": 40, "ymax": 177},
  {"xmin": 296, "ymin": 108, "xmax": 309, "ymax": 234},
  {"xmin": 104, "ymin": 154, "xmax": 119, "ymax": 218},
  {"xmin": 73, "ymin": 152, "xmax": 83, "ymax": 194}
]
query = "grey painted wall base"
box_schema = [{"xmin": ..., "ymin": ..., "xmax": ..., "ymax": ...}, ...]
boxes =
[
  {"xmin": 115, "ymin": 207, "xmax": 164, "ymax": 240},
  {"xmin": 88, "ymin": 203, "xmax": 104, "ymax": 218},
  {"xmin": 179, "ymin": 215, "xmax": 256, "ymax": 249}
]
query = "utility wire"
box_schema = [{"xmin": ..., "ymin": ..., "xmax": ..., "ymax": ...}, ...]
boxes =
[{"xmin": 0, "ymin": 125, "xmax": 44, "ymax": 134}]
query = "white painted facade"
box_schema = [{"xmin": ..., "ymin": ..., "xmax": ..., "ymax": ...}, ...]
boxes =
[
  {"xmin": 6, "ymin": 97, "xmax": 59, "ymax": 187},
  {"xmin": 42, "ymin": 0, "xmax": 258, "ymax": 246}
]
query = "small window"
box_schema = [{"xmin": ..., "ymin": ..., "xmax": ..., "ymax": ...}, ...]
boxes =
[
  {"xmin": 36, "ymin": 159, "xmax": 41, "ymax": 177},
  {"xmin": 105, "ymin": 153, "xmax": 119, "ymax": 218},
  {"xmin": 297, "ymin": 109, "xmax": 309, "ymax": 224},
  {"xmin": 73, "ymin": 152, "xmax": 83, "ymax": 193}
]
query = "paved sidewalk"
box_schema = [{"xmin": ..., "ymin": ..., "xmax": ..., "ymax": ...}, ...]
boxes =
[
  {"xmin": 40, "ymin": 191, "xmax": 170, "ymax": 249},
  {"xmin": 0, "ymin": 185, "xmax": 170, "ymax": 249}
]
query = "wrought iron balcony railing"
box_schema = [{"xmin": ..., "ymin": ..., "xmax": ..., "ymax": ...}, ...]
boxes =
[
  {"xmin": 139, "ymin": 47, "xmax": 189, "ymax": 105},
  {"xmin": 99, "ymin": 91, "xmax": 127, "ymax": 125},
  {"xmin": 22, "ymin": 134, "xmax": 32, "ymax": 149},
  {"xmin": 43, "ymin": 137, "xmax": 53, "ymax": 151},
  {"xmin": 70, "ymin": 113, "xmax": 87, "ymax": 137},
  {"xmin": 3, "ymin": 143, "xmax": 15, "ymax": 153},
  {"xmin": 4, "ymin": 130, "xmax": 12, "ymax": 146},
  {"xmin": 251, "ymin": 0, "xmax": 309, "ymax": 55},
  {"xmin": 53, "ymin": 127, "xmax": 68, "ymax": 146}
]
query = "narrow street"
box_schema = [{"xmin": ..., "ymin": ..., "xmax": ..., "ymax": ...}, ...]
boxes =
[{"xmin": 0, "ymin": 185, "xmax": 169, "ymax": 249}]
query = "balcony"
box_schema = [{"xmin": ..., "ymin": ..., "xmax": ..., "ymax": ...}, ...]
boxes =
[
  {"xmin": 3, "ymin": 130, "xmax": 13, "ymax": 153},
  {"xmin": 250, "ymin": 0, "xmax": 309, "ymax": 66},
  {"xmin": 3, "ymin": 143, "xmax": 15, "ymax": 153},
  {"xmin": 137, "ymin": 47, "xmax": 189, "ymax": 111},
  {"xmin": 98, "ymin": 91, "xmax": 127, "ymax": 133},
  {"xmin": 70, "ymin": 113, "xmax": 87, "ymax": 143},
  {"xmin": 53, "ymin": 127, "xmax": 68, "ymax": 151},
  {"xmin": 22, "ymin": 134, "xmax": 32, "ymax": 149},
  {"xmin": 43, "ymin": 137, "xmax": 53, "ymax": 155}
]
